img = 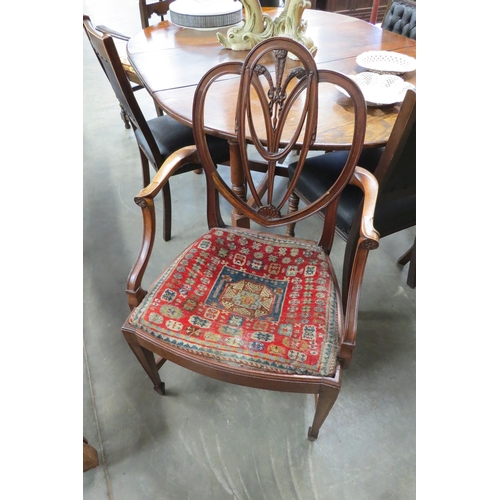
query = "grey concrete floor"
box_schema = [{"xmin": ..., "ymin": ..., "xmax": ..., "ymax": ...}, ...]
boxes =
[{"xmin": 83, "ymin": 1, "xmax": 416, "ymax": 498}]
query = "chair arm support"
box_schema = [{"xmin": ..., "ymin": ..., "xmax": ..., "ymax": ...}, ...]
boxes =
[
  {"xmin": 126, "ymin": 146, "xmax": 200, "ymax": 310},
  {"xmin": 137, "ymin": 146, "xmax": 200, "ymax": 200},
  {"xmin": 95, "ymin": 25, "xmax": 130, "ymax": 42},
  {"xmin": 340, "ymin": 167, "xmax": 380, "ymax": 358},
  {"xmin": 349, "ymin": 167, "xmax": 380, "ymax": 248}
]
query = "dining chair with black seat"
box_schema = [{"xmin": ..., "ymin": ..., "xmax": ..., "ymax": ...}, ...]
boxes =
[
  {"xmin": 121, "ymin": 37, "xmax": 380, "ymax": 442},
  {"xmin": 83, "ymin": 15, "xmax": 230, "ymax": 242},
  {"xmin": 94, "ymin": 1, "xmax": 175, "ymax": 128},
  {"xmin": 379, "ymin": 0, "xmax": 416, "ymax": 39},
  {"xmin": 286, "ymin": 89, "xmax": 416, "ymax": 296}
]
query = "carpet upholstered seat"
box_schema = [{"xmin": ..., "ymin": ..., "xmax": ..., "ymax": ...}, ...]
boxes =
[{"xmin": 127, "ymin": 227, "xmax": 340, "ymax": 377}]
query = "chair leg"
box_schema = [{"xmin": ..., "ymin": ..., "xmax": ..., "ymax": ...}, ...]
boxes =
[
  {"xmin": 397, "ymin": 245, "xmax": 412, "ymax": 266},
  {"xmin": 398, "ymin": 239, "xmax": 416, "ymax": 289},
  {"xmin": 154, "ymin": 103, "xmax": 164, "ymax": 118},
  {"xmin": 122, "ymin": 331, "xmax": 166, "ymax": 395},
  {"xmin": 286, "ymin": 192, "xmax": 300, "ymax": 237},
  {"xmin": 120, "ymin": 103, "xmax": 131, "ymax": 129},
  {"xmin": 308, "ymin": 385, "xmax": 340, "ymax": 441}
]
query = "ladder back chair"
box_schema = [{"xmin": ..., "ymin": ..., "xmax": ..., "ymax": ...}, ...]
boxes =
[
  {"xmin": 83, "ymin": 15, "xmax": 229, "ymax": 241},
  {"xmin": 95, "ymin": 1, "xmax": 176, "ymax": 127},
  {"xmin": 286, "ymin": 89, "xmax": 416, "ymax": 296},
  {"xmin": 121, "ymin": 37, "xmax": 380, "ymax": 441}
]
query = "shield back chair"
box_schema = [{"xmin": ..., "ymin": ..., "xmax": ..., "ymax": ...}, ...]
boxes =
[
  {"xmin": 380, "ymin": 0, "xmax": 416, "ymax": 39},
  {"xmin": 121, "ymin": 37, "xmax": 380, "ymax": 441},
  {"xmin": 286, "ymin": 89, "xmax": 416, "ymax": 297},
  {"xmin": 83, "ymin": 15, "xmax": 229, "ymax": 241},
  {"xmin": 95, "ymin": 1, "xmax": 175, "ymax": 128}
]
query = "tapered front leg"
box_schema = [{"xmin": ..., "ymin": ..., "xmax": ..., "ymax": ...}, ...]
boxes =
[
  {"xmin": 308, "ymin": 385, "xmax": 340, "ymax": 441},
  {"xmin": 122, "ymin": 330, "xmax": 166, "ymax": 395}
]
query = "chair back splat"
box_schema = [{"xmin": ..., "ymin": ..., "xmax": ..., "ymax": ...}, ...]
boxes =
[{"xmin": 122, "ymin": 37, "xmax": 380, "ymax": 441}]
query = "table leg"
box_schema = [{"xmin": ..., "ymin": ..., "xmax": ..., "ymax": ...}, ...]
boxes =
[{"xmin": 229, "ymin": 140, "xmax": 250, "ymax": 228}]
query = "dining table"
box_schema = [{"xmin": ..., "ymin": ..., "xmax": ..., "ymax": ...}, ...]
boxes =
[{"xmin": 126, "ymin": 6, "xmax": 416, "ymax": 227}]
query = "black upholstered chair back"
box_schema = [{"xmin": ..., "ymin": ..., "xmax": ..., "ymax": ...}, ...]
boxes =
[{"xmin": 381, "ymin": 0, "xmax": 416, "ymax": 40}]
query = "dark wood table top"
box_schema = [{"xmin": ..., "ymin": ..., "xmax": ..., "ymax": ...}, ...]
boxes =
[{"xmin": 127, "ymin": 8, "xmax": 416, "ymax": 149}]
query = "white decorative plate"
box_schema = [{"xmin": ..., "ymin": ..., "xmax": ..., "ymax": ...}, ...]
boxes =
[
  {"xmin": 356, "ymin": 51, "xmax": 416, "ymax": 75},
  {"xmin": 337, "ymin": 72, "xmax": 416, "ymax": 107}
]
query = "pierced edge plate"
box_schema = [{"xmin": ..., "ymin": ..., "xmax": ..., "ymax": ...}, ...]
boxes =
[
  {"xmin": 336, "ymin": 72, "xmax": 416, "ymax": 107},
  {"xmin": 356, "ymin": 51, "xmax": 416, "ymax": 75}
]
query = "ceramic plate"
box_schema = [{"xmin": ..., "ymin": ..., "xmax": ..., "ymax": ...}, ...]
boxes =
[
  {"xmin": 356, "ymin": 51, "xmax": 416, "ymax": 75},
  {"xmin": 337, "ymin": 72, "xmax": 415, "ymax": 106}
]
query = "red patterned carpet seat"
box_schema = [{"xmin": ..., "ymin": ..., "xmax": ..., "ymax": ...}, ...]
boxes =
[{"xmin": 127, "ymin": 227, "xmax": 340, "ymax": 377}]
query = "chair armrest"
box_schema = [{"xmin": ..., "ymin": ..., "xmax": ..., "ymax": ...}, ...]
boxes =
[
  {"xmin": 349, "ymin": 166, "xmax": 379, "ymax": 248},
  {"xmin": 95, "ymin": 25, "xmax": 130, "ymax": 42},
  {"xmin": 126, "ymin": 146, "xmax": 200, "ymax": 310},
  {"xmin": 136, "ymin": 146, "xmax": 199, "ymax": 200},
  {"xmin": 339, "ymin": 166, "xmax": 379, "ymax": 364}
]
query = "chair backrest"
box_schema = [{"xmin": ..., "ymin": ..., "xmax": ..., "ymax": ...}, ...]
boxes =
[
  {"xmin": 378, "ymin": 90, "xmax": 416, "ymax": 190},
  {"xmin": 139, "ymin": 0, "xmax": 174, "ymax": 28},
  {"xmin": 83, "ymin": 15, "xmax": 162, "ymax": 166},
  {"xmin": 371, "ymin": 88, "xmax": 415, "ymax": 230},
  {"xmin": 338, "ymin": 88, "xmax": 414, "ymax": 302},
  {"xmin": 339, "ymin": 88, "xmax": 415, "ymax": 238},
  {"xmin": 381, "ymin": 0, "xmax": 416, "ymax": 39},
  {"xmin": 192, "ymin": 37, "xmax": 368, "ymax": 254}
]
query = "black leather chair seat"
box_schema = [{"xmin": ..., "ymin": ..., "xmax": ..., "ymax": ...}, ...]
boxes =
[
  {"xmin": 288, "ymin": 147, "xmax": 415, "ymax": 238},
  {"xmin": 289, "ymin": 148, "xmax": 382, "ymax": 236}
]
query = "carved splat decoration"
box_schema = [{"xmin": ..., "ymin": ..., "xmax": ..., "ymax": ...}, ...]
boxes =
[
  {"xmin": 234, "ymin": 41, "xmax": 318, "ymax": 222},
  {"xmin": 253, "ymin": 50, "xmax": 307, "ymax": 129}
]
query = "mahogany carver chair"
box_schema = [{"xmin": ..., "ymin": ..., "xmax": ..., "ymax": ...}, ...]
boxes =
[
  {"xmin": 286, "ymin": 89, "xmax": 416, "ymax": 296},
  {"xmin": 83, "ymin": 15, "xmax": 229, "ymax": 241},
  {"xmin": 121, "ymin": 37, "xmax": 380, "ymax": 441}
]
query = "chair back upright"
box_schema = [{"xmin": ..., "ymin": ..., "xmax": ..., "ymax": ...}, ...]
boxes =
[
  {"xmin": 368, "ymin": 88, "xmax": 416, "ymax": 236},
  {"xmin": 192, "ymin": 37, "xmax": 368, "ymax": 254},
  {"xmin": 83, "ymin": 15, "xmax": 162, "ymax": 167}
]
